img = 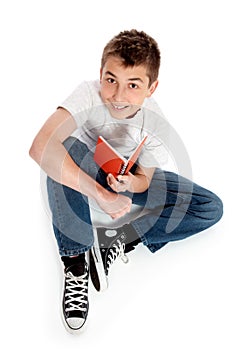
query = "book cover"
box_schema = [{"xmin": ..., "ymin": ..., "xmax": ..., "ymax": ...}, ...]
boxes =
[{"xmin": 94, "ymin": 135, "xmax": 147, "ymax": 178}]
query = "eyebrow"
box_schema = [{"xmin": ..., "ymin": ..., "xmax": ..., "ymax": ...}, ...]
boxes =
[{"xmin": 105, "ymin": 70, "xmax": 144, "ymax": 84}]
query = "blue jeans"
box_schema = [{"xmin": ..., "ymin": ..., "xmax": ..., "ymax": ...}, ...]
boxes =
[{"xmin": 47, "ymin": 137, "xmax": 223, "ymax": 256}]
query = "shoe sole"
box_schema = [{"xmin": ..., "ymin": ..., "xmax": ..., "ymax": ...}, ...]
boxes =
[{"xmin": 90, "ymin": 227, "xmax": 108, "ymax": 292}]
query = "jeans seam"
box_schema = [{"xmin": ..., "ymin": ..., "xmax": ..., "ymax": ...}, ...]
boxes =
[
  {"xmin": 131, "ymin": 221, "xmax": 149, "ymax": 246},
  {"xmin": 59, "ymin": 245, "xmax": 92, "ymax": 256},
  {"xmin": 52, "ymin": 180, "xmax": 65, "ymax": 231}
]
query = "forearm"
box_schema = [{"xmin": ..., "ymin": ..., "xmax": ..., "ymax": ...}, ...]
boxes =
[
  {"xmin": 30, "ymin": 128, "xmax": 132, "ymax": 219},
  {"xmin": 29, "ymin": 108, "xmax": 132, "ymax": 219},
  {"xmin": 128, "ymin": 165, "xmax": 155, "ymax": 193},
  {"xmin": 30, "ymin": 137, "xmax": 106, "ymax": 201},
  {"xmin": 128, "ymin": 173, "xmax": 150, "ymax": 193}
]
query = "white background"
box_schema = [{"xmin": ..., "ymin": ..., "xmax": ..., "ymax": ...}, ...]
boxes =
[{"xmin": 1, "ymin": 0, "xmax": 232, "ymax": 349}]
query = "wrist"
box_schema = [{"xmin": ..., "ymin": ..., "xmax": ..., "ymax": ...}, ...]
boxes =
[{"xmin": 130, "ymin": 174, "xmax": 149, "ymax": 193}]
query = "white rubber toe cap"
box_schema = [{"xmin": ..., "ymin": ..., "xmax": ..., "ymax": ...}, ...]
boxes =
[{"xmin": 66, "ymin": 317, "xmax": 85, "ymax": 329}]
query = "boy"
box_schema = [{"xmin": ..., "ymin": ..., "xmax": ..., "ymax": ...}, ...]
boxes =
[{"xmin": 29, "ymin": 29, "xmax": 223, "ymax": 334}]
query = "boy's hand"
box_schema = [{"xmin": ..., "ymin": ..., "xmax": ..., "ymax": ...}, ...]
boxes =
[
  {"xmin": 107, "ymin": 173, "xmax": 133, "ymax": 193},
  {"xmin": 95, "ymin": 189, "xmax": 132, "ymax": 219}
]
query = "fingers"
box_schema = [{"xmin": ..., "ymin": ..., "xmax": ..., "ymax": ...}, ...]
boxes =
[
  {"xmin": 107, "ymin": 173, "xmax": 129, "ymax": 192},
  {"xmin": 107, "ymin": 173, "xmax": 119, "ymax": 192},
  {"xmin": 117, "ymin": 175, "xmax": 125, "ymax": 182}
]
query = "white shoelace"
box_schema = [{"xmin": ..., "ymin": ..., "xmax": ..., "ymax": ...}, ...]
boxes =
[
  {"xmin": 106, "ymin": 239, "xmax": 129, "ymax": 272},
  {"xmin": 64, "ymin": 271, "xmax": 88, "ymax": 312}
]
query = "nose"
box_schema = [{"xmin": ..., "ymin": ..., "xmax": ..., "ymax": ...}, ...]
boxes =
[{"xmin": 113, "ymin": 85, "xmax": 125, "ymax": 102}]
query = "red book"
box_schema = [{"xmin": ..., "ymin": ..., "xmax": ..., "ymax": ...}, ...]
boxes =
[{"xmin": 94, "ymin": 135, "xmax": 147, "ymax": 178}]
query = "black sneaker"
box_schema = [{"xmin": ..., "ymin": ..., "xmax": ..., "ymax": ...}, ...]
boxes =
[
  {"xmin": 89, "ymin": 225, "xmax": 141, "ymax": 292},
  {"xmin": 61, "ymin": 259, "xmax": 89, "ymax": 334}
]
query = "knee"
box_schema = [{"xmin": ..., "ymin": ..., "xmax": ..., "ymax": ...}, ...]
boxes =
[
  {"xmin": 214, "ymin": 195, "xmax": 223, "ymax": 222},
  {"xmin": 191, "ymin": 187, "xmax": 223, "ymax": 229},
  {"xmin": 208, "ymin": 192, "xmax": 223, "ymax": 225}
]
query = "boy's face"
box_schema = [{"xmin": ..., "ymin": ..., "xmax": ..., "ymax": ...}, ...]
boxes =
[{"xmin": 100, "ymin": 57, "xmax": 158, "ymax": 119}]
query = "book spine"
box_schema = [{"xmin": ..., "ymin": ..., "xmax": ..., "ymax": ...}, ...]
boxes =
[{"xmin": 119, "ymin": 163, "xmax": 127, "ymax": 175}]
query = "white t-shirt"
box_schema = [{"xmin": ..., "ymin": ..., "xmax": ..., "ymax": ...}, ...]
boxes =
[{"xmin": 59, "ymin": 80, "xmax": 170, "ymax": 168}]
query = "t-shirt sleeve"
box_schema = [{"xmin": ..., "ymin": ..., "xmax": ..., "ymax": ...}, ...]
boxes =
[{"xmin": 58, "ymin": 81, "xmax": 92, "ymax": 127}]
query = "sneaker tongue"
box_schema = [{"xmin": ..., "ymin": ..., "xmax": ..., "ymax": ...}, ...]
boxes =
[{"xmin": 67, "ymin": 263, "xmax": 85, "ymax": 277}]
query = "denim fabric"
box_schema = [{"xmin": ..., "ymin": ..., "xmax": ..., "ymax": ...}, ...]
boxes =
[{"xmin": 47, "ymin": 137, "xmax": 223, "ymax": 256}]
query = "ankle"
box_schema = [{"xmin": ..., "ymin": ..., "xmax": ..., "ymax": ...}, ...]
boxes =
[{"xmin": 61, "ymin": 253, "xmax": 86, "ymax": 268}]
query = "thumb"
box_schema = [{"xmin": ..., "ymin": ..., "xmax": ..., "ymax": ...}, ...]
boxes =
[{"xmin": 107, "ymin": 173, "xmax": 114, "ymax": 185}]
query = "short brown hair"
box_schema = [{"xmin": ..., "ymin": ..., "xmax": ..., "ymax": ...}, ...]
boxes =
[{"xmin": 101, "ymin": 29, "xmax": 161, "ymax": 86}]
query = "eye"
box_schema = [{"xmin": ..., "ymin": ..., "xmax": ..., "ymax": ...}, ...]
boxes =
[
  {"xmin": 107, "ymin": 78, "xmax": 116, "ymax": 84},
  {"xmin": 129, "ymin": 83, "xmax": 138, "ymax": 89}
]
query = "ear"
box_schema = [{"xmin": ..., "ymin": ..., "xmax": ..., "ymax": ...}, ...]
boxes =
[
  {"xmin": 100, "ymin": 68, "xmax": 103, "ymax": 82},
  {"xmin": 147, "ymin": 80, "xmax": 159, "ymax": 97}
]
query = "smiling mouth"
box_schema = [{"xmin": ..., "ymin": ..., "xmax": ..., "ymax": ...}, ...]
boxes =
[{"xmin": 111, "ymin": 103, "xmax": 129, "ymax": 111}]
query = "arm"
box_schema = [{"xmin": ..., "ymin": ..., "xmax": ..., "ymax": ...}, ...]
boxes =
[
  {"xmin": 107, "ymin": 164, "xmax": 156, "ymax": 193},
  {"xmin": 29, "ymin": 108, "xmax": 131, "ymax": 219}
]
